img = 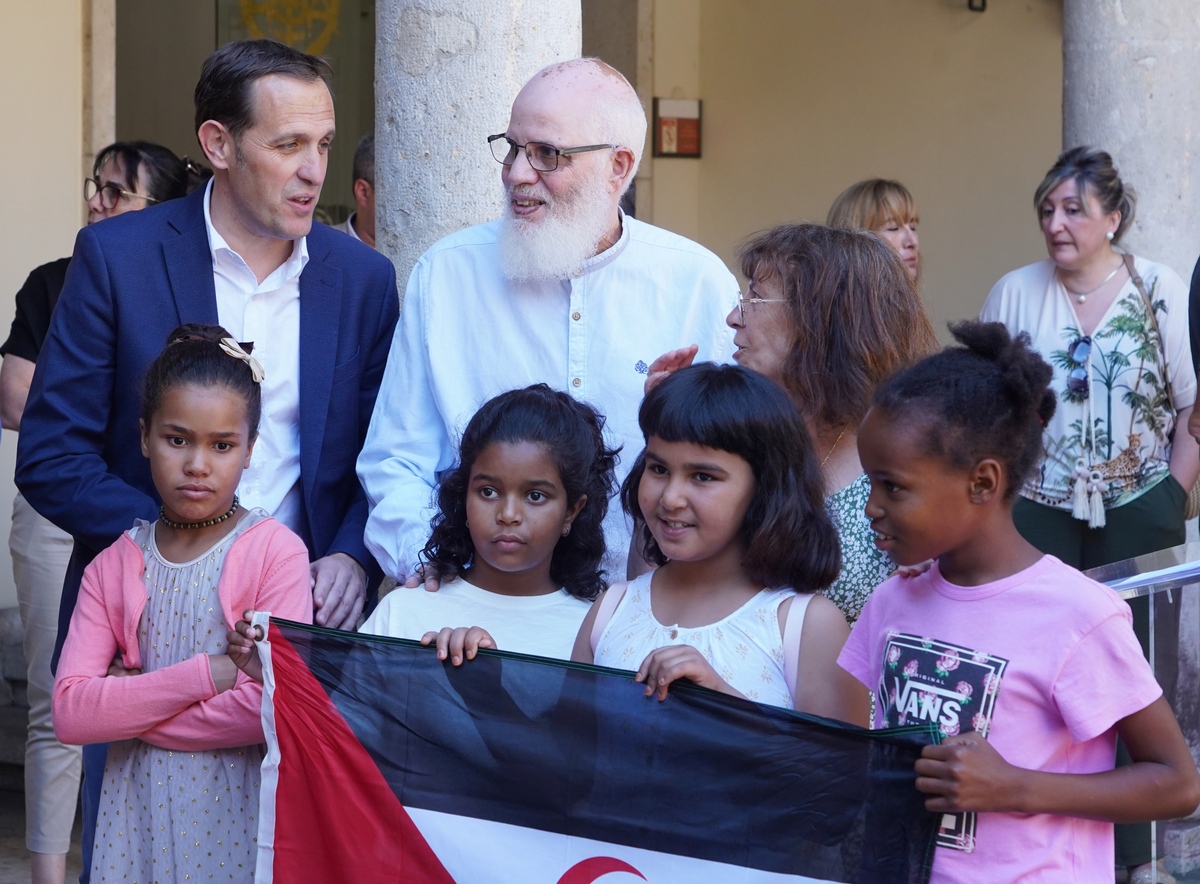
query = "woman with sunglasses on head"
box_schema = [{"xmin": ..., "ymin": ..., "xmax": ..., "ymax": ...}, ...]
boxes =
[
  {"xmin": 981, "ymin": 147, "xmax": 1197, "ymax": 884},
  {"xmin": 0, "ymin": 140, "xmax": 208, "ymax": 884}
]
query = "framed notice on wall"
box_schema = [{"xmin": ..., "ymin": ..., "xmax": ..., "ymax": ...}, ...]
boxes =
[{"xmin": 653, "ymin": 98, "xmax": 702, "ymax": 158}]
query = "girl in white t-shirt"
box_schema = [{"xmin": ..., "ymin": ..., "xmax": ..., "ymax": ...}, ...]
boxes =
[
  {"xmin": 573, "ymin": 363, "xmax": 868, "ymax": 724},
  {"xmin": 840, "ymin": 320, "xmax": 1200, "ymax": 883},
  {"xmin": 230, "ymin": 385, "xmax": 617, "ymax": 671}
]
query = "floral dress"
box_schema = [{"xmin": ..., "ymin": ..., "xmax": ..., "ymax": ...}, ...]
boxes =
[
  {"xmin": 822, "ymin": 474, "xmax": 893, "ymax": 625},
  {"xmin": 981, "ymin": 256, "xmax": 1194, "ymax": 514}
]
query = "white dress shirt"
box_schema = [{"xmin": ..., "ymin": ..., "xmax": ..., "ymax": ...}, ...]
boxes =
[
  {"xmin": 334, "ymin": 213, "xmax": 362, "ymax": 242},
  {"xmin": 357, "ymin": 213, "xmax": 739, "ymax": 581},
  {"xmin": 203, "ymin": 180, "xmax": 305, "ymax": 531}
]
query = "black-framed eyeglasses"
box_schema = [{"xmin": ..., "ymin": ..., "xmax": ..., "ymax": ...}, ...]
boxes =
[
  {"xmin": 487, "ymin": 134, "xmax": 616, "ymax": 172},
  {"xmin": 84, "ymin": 177, "xmax": 158, "ymax": 210},
  {"xmin": 735, "ymin": 289, "xmax": 789, "ymax": 323},
  {"xmin": 1065, "ymin": 335, "xmax": 1092, "ymax": 399}
]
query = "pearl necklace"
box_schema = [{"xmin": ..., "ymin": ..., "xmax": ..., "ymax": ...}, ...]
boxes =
[
  {"xmin": 1060, "ymin": 264, "xmax": 1121, "ymax": 304},
  {"xmin": 159, "ymin": 496, "xmax": 239, "ymax": 530}
]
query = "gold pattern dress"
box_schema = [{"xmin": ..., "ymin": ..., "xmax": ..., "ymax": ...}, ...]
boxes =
[{"xmin": 91, "ymin": 514, "xmax": 265, "ymax": 883}]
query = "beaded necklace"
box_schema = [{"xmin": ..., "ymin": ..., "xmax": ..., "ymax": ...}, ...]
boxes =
[{"xmin": 159, "ymin": 496, "xmax": 239, "ymax": 530}]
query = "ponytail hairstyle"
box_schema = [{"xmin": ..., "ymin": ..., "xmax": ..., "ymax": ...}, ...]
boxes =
[
  {"xmin": 94, "ymin": 141, "xmax": 193, "ymax": 204},
  {"xmin": 1033, "ymin": 146, "xmax": 1137, "ymax": 243},
  {"xmin": 141, "ymin": 324, "xmax": 263, "ymax": 437},
  {"xmin": 621, "ymin": 363, "xmax": 841, "ymax": 592},
  {"xmin": 872, "ymin": 321, "xmax": 1056, "ymax": 498},
  {"xmin": 420, "ymin": 384, "xmax": 619, "ymax": 600}
]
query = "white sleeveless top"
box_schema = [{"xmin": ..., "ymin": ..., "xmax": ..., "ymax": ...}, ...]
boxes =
[{"xmin": 593, "ymin": 571, "xmax": 803, "ymax": 708}]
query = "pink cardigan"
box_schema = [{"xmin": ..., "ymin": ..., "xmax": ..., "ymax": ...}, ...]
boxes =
[{"xmin": 53, "ymin": 517, "xmax": 313, "ymax": 750}]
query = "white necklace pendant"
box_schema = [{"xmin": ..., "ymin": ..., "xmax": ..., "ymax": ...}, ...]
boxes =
[{"xmin": 1077, "ymin": 293, "xmax": 1086, "ymax": 304}]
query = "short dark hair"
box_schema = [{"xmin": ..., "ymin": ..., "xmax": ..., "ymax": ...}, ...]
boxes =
[
  {"xmin": 352, "ymin": 134, "xmax": 374, "ymax": 186},
  {"xmin": 141, "ymin": 324, "xmax": 263, "ymax": 438},
  {"xmin": 420, "ymin": 385, "xmax": 619, "ymax": 600},
  {"xmin": 194, "ymin": 39, "xmax": 333, "ymax": 140},
  {"xmin": 621, "ymin": 363, "xmax": 841, "ymax": 591},
  {"xmin": 94, "ymin": 141, "xmax": 200, "ymax": 203},
  {"xmin": 737, "ymin": 223, "xmax": 937, "ymax": 431},
  {"xmin": 872, "ymin": 321, "xmax": 1057, "ymax": 499}
]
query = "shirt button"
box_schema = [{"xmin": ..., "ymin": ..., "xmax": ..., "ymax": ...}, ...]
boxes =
[
  {"xmin": 572, "ymin": 311, "xmax": 581, "ymax": 321},
  {"xmin": 572, "ymin": 378, "xmax": 581, "ymax": 387},
  {"xmin": 669, "ymin": 628, "xmax": 679, "ymax": 640}
]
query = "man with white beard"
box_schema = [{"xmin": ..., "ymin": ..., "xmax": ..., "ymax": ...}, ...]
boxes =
[{"xmin": 357, "ymin": 59, "xmax": 737, "ymax": 584}]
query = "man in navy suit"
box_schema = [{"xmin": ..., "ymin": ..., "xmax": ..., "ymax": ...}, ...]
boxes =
[
  {"xmin": 19, "ymin": 38, "xmax": 396, "ymax": 655},
  {"xmin": 17, "ymin": 37, "xmax": 397, "ymax": 881}
]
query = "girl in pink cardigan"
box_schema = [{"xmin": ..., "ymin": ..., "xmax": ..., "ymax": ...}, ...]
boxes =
[{"xmin": 52, "ymin": 325, "xmax": 312, "ymax": 884}]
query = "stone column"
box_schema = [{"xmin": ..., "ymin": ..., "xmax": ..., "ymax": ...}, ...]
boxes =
[
  {"xmin": 376, "ymin": 1, "xmax": 582, "ymax": 304},
  {"xmin": 1063, "ymin": 0, "xmax": 1200, "ymax": 278}
]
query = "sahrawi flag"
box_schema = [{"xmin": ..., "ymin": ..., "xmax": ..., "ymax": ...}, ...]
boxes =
[{"xmin": 252, "ymin": 616, "xmax": 939, "ymax": 884}]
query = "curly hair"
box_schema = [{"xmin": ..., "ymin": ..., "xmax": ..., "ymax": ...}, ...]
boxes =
[
  {"xmin": 737, "ymin": 223, "xmax": 936, "ymax": 432},
  {"xmin": 872, "ymin": 321, "xmax": 1057, "ymax": 498},
  {"xmin": 141, "ymin": 323, "xmax": 262, "ymax": 436},
  {"xmin": 621, "ymin": 363, "xmax": 841, "ymax": 592},
  {"xmin": 420, "ymin": 385, "xmax": 619, "ymax": 600}
]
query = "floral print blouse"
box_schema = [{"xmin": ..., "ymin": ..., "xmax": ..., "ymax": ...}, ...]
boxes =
[
  {"xmin": 822, "ymin": 473, "xmax": 894, "ymax": 624},
  {"xmin": 981, "ymin": 256, "xmax": 1195, "ymax": 510}
]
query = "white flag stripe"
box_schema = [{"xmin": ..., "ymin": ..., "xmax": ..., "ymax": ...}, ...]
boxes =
[
  {"xmin": 252, "ymin": 611, "xmax": 279, "ymax": 884},
  {"xmin": 407, "ymin": 806, "xmax": 839, "ymax": 884}
]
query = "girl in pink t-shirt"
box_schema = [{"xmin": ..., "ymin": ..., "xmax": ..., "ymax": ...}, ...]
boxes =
[{"xmin": 840, "ymin": 320, "xmax": 1200, "ymax": 882}]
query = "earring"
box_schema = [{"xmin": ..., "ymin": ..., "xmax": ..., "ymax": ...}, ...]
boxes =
[
  {"xmin": 1106, "ymin": 231, "xmax": 1114, "ymax": 241},
  {"xmin": 561, "ymin": 526, "xmax": 571, "ymax": 537}
]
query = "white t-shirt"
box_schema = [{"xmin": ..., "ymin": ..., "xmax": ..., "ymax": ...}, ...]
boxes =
[{"xmin": 358, "ymin": 576, "xmax": 591, "ymax": 661}]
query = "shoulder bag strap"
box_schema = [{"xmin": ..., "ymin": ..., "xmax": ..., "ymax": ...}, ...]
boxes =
[{"xmin": 1122, "ymin": 252, "xmax": 1175, "ymax": 411}]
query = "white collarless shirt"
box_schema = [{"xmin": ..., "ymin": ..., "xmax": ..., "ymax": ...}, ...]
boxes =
[
  {"xmin": 203, "ymin": 179, "xmax": 305, "ymax": 532},
  {"xmin": 357, "ymin": 213, "xmax": 739, "ymax": 580}
]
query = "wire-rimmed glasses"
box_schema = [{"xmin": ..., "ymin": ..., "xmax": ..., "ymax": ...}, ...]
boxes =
[
  {"xmin": 487, "ymin": 134, "xmax": 616, "ymax": 172},
  {"xmin": 84, "ymin": 177, "xmax": 159, "ymax": 210},
  {"xmin": 735, "ymin": 290, "xmax": 790, "ymax": 323}
]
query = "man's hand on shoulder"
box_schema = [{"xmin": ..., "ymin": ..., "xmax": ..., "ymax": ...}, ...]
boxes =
[
  {"xmin": 403, "ymin": 563, "xmax": 446, "ymax": 593},
  {"xmin": 312, "ymin": 552, "xmax": 368, "ymax": 630}
]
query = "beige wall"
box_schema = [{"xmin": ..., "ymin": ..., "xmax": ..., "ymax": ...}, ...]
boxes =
[
  {"xmin": 646, "ymin": 0, "xmax": 1064, "ymax": 338},
  {"xmin": 0, "ymin": 5, "xmax": 88, "ymax": 608}
]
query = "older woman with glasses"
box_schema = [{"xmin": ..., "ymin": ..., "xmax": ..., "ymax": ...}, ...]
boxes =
[
  {"xmin": 649, "ymin": 224, "xmax": 936, "ymax": 624},
  {"xmin": 980, "ymin": 147, "xmax": 1198, "ymax": 571},
  {"xmin": 730, "ymin": 224, "xmax": 936, "ymax": 623},
  {"xmin": 1, "ymin": 140, "xmax": 206, "ymax": 884},
  {"xmin": 980, "ymin": 147, "xmax": 1197, "ymax": 884}
]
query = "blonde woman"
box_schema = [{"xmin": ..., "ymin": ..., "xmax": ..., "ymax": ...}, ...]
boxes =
[{"xmin": 827, "ymin": 178, "xmax": 921, "ymax": 282}]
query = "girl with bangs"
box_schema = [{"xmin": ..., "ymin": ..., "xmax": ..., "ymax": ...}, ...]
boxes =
[{"xmin": 572, "ymin": 363, "xmax": 868, "ymax": 724}]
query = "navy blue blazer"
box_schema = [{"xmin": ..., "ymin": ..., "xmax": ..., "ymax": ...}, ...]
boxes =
[{"xmin": 16, "ymin": 186, "xmax": 399, "ymax": 662}]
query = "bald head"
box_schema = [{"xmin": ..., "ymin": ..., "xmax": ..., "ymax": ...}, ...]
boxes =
[{"xmin": 512, "ymin": 58, "xmax": 646, "ymax": 184}]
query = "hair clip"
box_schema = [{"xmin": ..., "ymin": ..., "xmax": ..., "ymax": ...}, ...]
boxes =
[{"xmin": 219, "ymin": 337, "xmax": 266, "ymax": 383}]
